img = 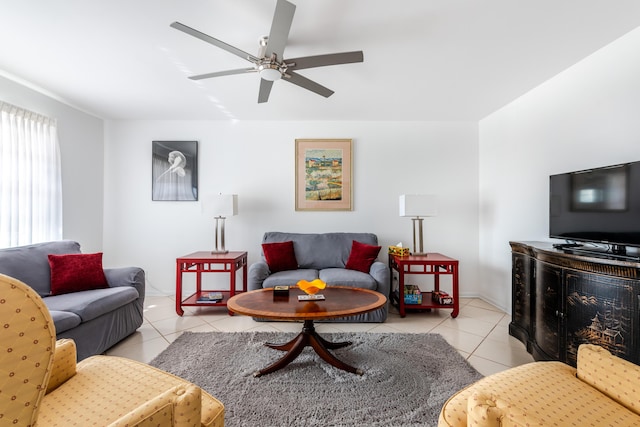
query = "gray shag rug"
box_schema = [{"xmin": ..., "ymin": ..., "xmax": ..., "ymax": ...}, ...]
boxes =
[{"xmin": 150, "ymin": 331, "xmax": 482, "ymax": 427}]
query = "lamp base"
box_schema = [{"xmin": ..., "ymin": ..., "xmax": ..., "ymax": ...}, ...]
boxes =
[
  {"xmin": 411, "ymin": 217, "xmax": 425, "ymax": 255},
  {"xmin": 212, "ymin": 216, "xmax": 228, "ymax": 254}
]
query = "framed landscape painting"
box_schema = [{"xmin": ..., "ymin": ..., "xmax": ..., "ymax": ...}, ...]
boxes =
[
  {"xmin": 152, "ymin": 141, "xmax": 198, "ymax": 201},
  {"xmin": 295, "ymin": 139, "xmax": 352, "ymax": 211}
]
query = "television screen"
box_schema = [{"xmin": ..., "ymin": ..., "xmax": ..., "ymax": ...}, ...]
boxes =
[{"xmin": 549, "ymin": 161, "xmax": 640, "ymax": 248}]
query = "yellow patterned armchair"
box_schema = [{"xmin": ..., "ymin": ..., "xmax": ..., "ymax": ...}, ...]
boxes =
[
  {"xmin": 439, "ymin": 344, "xmax": 640, "ymax": 426},
  {"xmin": 0, "ymin": 273, "xmax": 224, "ymax": 427}
]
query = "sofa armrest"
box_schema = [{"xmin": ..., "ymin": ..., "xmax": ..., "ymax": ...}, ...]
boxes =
[
  {"xmin": 104, "ymin": 267, "xmax": 145, "ymax": 299},
  {"xmin": 107, "ymin": 384, "xmax": 202, "ymax": 427},
  {"xmin": 369, "ymin": 261, "xmax": 390, "ymax": 297},
  {"xmin": 248, "ymin": 261, "xmax": 270, "ymax": 291},
  {"xmin": 46, "ymin": 339, "xmax": 77, "ymax": 394}
]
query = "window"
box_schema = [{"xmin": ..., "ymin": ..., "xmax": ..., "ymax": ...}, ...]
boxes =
[{"xmin": 0, "ymin": 102, "xmax": 62, "ymax": 248}]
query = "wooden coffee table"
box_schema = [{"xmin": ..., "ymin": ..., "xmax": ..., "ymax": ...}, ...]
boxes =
[{"xmin": 227, "ymin": 286, "xmax": 386, "ymax": 377}]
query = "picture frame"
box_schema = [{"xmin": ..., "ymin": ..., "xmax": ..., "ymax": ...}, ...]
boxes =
[
  {"xmin": 152, "ymin": 141, "xmax": 198, "ymax": 201},
  {"xmin": 295, "ymin": 139, "xmax": 352, "ymax": 211}
]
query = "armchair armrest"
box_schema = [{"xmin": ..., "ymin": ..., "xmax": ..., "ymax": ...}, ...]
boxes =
[
  {"xmin": 107, "ymin": 384, "xmax": 202, "ymax": 427},
  {"xmin": 46, "ymin": 339, "xmax": 77, "ymax": 394},
  {"xmin": 577, "ymin": 344, "xmax": 640, "ymax": 415},
  {"xmin": 248, "ymin": 261, "xmax": 270, "ymax": 291},
  {"xmin": 467, "ymin": 391, "xmax": 546, "ymax": 427}
]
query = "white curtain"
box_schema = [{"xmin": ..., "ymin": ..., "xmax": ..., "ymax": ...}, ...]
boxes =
[{"xmin": 0, "ymin": 102, "xmax": 62, "ymax": 248}]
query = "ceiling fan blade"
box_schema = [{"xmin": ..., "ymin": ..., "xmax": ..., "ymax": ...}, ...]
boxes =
[
  {"xmin": 258, "ymin": 79, "xmax": 274, "ymax": 103},
  {"xmin": 287, "ymin": 51, "xmax": 364, "ymax": 71},
  {"xmin": 265, "ymin": 0, "xmax": 296, "ymax": 60},
  {"xmin": 170, "ymin": 21, "xmax": 259, "ymax": 63},
  {"xmin": 188, "ymin": 68, "xmax": 256, "ymax": 80},
  {"xmin": 284, "ymin": 72, "xmax": 334, "ymax": 98}
]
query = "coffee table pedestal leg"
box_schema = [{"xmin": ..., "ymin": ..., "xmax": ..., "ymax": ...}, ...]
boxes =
[{"xmin": 255, "ymin": 320, "xmax": 363, "ymax": 377}]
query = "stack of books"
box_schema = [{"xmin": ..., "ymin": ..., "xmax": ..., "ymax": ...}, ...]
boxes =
[{"xmin": 404, "ymin": 284, "xmax": 422, "ymax": 304}]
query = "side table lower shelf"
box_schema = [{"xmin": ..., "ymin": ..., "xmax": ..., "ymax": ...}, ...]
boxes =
[
  {"xmin": 181, "ymin": 290, "xmax": 246, "ymax": 308},
  {"xmin": 390, "ymin": 290, "xmax": 455, "ymax": 313}
]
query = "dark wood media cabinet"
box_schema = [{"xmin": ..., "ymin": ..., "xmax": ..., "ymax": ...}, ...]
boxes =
[{"xmin": 510, "ymin": 241, "xmax": 640, "ymax": 367}]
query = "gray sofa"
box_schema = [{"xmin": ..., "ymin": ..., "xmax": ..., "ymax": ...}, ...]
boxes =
[
  {"xmin": 0, "ymin": 240, "xmax": 145, "ymax": 360},
  {"xmin": 248, "ymin": 232, "xmax": 389, "ymax": 322}
]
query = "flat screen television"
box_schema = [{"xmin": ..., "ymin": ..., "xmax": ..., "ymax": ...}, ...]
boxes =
[{"xmin": 549, "ymin": 160, "xmax": 640, "ymax": 257}]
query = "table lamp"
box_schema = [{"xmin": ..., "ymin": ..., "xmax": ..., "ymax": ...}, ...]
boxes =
[
  {"xmin": 203, "ymin": 193, "xmax": 238, "ymax": 253},
  {"xmin": 399, "ymin": 194, "xmax": 437, "ymax": 255}
]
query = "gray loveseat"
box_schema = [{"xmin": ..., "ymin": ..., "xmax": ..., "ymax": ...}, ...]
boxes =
[
  {"xmin": 248, "ymin": 232, "xmax": 389, "ymax": 322},
  {"xmin": 0, "ymin": 240, "xmax": 145, "ymax": 360}
]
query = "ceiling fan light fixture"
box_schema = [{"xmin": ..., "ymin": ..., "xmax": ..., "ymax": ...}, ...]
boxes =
[{"xmin": 258, "ymin": 64, "xmax": 282, "ymax": 81}]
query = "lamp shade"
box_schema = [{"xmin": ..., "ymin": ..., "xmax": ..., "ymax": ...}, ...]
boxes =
[
  {"xmin": 399, "ymin": 194, "xmax": 437, "ymax": 217},
  {"xmin": 203, "ymin": 194, "xmax": 238, "ymax": 216}
]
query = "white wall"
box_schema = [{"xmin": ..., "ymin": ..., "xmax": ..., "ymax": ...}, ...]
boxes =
[
  {"xmin": 479, "ymin": 27, "xmax": 640, "ymax": 312},
  {"xmin": 6, "ymin": 25, "xmax": 640, "ymax": 313},
  {"xmin": 0, "ymin": 75, "xmax": 105, "ymax": 252},
  {"xmin": 7, "ymin": 24, "xmax": 640, "ymax": 313},
  {"xmin": 103, "ymin": 120, "xmax": 479, "ymax": 296}
]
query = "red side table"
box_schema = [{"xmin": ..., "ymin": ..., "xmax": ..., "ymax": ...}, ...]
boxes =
[
  {"xmin": 175, "ymin": 251, "xmax": 247, "ymax": 316},
  {"xmin": 388, "ymin": 253, "xmax": 459, "ymax": 318}
]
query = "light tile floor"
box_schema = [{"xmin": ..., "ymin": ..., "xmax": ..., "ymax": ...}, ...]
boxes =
[{"xmin": 106, "ymin": 295, "xmax": 534, "ymax": 377}]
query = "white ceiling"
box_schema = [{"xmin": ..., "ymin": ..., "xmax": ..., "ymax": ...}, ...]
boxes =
[{"xmin": 1, "ymin": 0, "xmax": 639, "ymax": 121}]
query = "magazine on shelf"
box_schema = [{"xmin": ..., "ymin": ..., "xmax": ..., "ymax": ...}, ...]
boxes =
[{"xmin": 196, "ymin": 292, "xmax": 223, "ymax": 303}]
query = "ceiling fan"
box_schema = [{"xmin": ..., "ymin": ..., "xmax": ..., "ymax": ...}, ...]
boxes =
[{"xmin": 170, "ymin": 0, "xmax": 364, "ymax": 103}]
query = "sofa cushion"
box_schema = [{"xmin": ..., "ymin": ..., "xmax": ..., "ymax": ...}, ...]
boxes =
[
  {"xmin": 345, "ymin": 240, "xmax": 381, "ymax": 273},
  {"xmin": 262, "ymin": 241, "xmax": 298, "ymax": 273},
  {"xmin": 577, "ymin": 344, "xmax": 640, "ymax": 416},
  {"xmin": 48, "ymin": 252, "xmax": 109, "ymax": 296},
  {"xmin": 262, "ymin": 269, "xmax": 318, "ymax": 288},
  {"xmin": 44, "ymin": 287, "xmax": 139, "ymax": 323},
  {"xmin": 0, "ymin": 240, "xmax": 81, "ymax": 297},
  {"xmin": 319, "ymin": 268, "xmax": 378, "ymax": 290},
  {"xmin": 262, "ymin": 232, "xmax": 379, "ymax": 270},
  {"xmin": 48, "ymin": 310, "xmax": 82, "ymax": 334},
  {"xmin": 38, "ymin": 355, "xmax": 225, "ymax": 427}
]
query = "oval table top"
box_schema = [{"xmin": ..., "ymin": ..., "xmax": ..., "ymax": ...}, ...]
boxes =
[{"xmin": 227, "ymin": 286, "xmax": 387, "ymax": 321}]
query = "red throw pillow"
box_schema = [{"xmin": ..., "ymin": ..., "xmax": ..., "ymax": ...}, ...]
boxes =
[
  {"xmin": 345, "ymin": 240, "xmax": 381, "ymax": 273},
  {"xmin": 262, "ymin": 241, "xmax": 298, "ymax": 273},
  {"xmin": 48, "ymin": 253, "xmax": 109, "ymax": 295}
]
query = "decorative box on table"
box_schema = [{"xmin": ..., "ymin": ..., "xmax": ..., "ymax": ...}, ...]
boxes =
[
  {"xmin": 388, "ymin": 245, "xmax": 410, "ymax": 257},
  {"xmin": 432, "ymin": 290, "xmax": 453, "ymax": 305},
  {"xmin": 404, "ymin": 284, "xmax": 422, "ymax": 304}
]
